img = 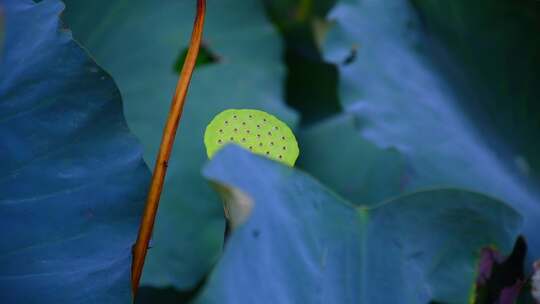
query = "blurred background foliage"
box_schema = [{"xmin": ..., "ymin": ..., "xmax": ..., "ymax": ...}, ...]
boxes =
[{"xmin": 1, "ymin": 0, "xmax": 539, "ymax": 302}]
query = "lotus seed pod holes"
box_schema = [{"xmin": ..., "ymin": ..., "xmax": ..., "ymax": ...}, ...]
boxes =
[{"xmin": 204, "ymin": 109, "xmax": 299, "ymax": 166}]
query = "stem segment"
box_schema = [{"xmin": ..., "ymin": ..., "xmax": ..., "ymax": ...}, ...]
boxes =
[{"xmin": 131, "ymin": 0, "xmax": 206, "ymax": 296}]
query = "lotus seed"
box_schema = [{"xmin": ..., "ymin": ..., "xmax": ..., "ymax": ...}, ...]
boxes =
[{"xmin": 204, "ymin": 109, "xmax": 300, "ymax": 166}]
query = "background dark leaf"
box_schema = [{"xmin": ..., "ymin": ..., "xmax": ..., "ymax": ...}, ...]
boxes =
[
  {"xmin": 264, "ymin": 0, "xmax": 342, "ymax": 125},
  {"xmin": 412, "ymin": 0, "xmax": 540, "ymax": 183}
]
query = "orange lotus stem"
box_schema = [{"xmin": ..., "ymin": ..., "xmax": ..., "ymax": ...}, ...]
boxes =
[{"xmin": 131, "ymin": 0, "xmax": 206, "ymax": 296}]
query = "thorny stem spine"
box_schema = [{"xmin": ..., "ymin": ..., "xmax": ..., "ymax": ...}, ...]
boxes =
[{"xmin": 131, "ymin": 0, "xmax": 206, "ymax": 297}]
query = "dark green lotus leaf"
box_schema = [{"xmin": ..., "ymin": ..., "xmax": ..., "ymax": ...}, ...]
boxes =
[
  {"xmin": 0, "ymin": 0, "xmax": 150, "ymax": 303},
  {"xmin": 297, "ymin": 114, "xmax": 405, "ymax": 205},
  {"xmin": 323, "ymin": 0, "xmax": 540, "ymax": 261},
  {"xmin": 62, "ymin": 0, "xmax": 295, "ymax": 289},
  {"xmin": 411, "ymin": 0, "xmax": 540, "ymax": 182},
  {"xmin": 195, "ymin": 145, "xmax": 521, "ymax": 303}
]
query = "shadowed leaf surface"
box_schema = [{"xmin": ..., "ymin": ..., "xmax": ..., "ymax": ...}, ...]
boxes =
[
  {"xmin": 297, "ymin": 114, "xmax": 405, "ymax": 205},
  {"xmin": 0, "ymin": 0, "xmax": 150, "ymax": 302}
]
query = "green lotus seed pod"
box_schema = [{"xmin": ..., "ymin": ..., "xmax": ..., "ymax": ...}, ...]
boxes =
[{"xmin": 204, "ymin": 109, "xmax": 299, "ymax": 166}]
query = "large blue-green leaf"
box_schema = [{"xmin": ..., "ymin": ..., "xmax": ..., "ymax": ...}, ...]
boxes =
[
  {"xmin": 0, "ymin": 0, "xmax": 149, "ymax": 303},
  {"xmin": 62, "ymin": 0, "xmax": 295, "ymax": 289},
  {"xmin": 323, "ymin": 0, "xmax": 540, "ymax": 261},
  {"xmin": 0, "ymin": 9, "xmax": 4, "ymax": 55},
  {"xmin": 195, "ymin": 145, "xmax": 521, "ymax": 303},
  {"xmin": 411, "ymin": 0, "xmax": 540, "ymax": 182}
]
